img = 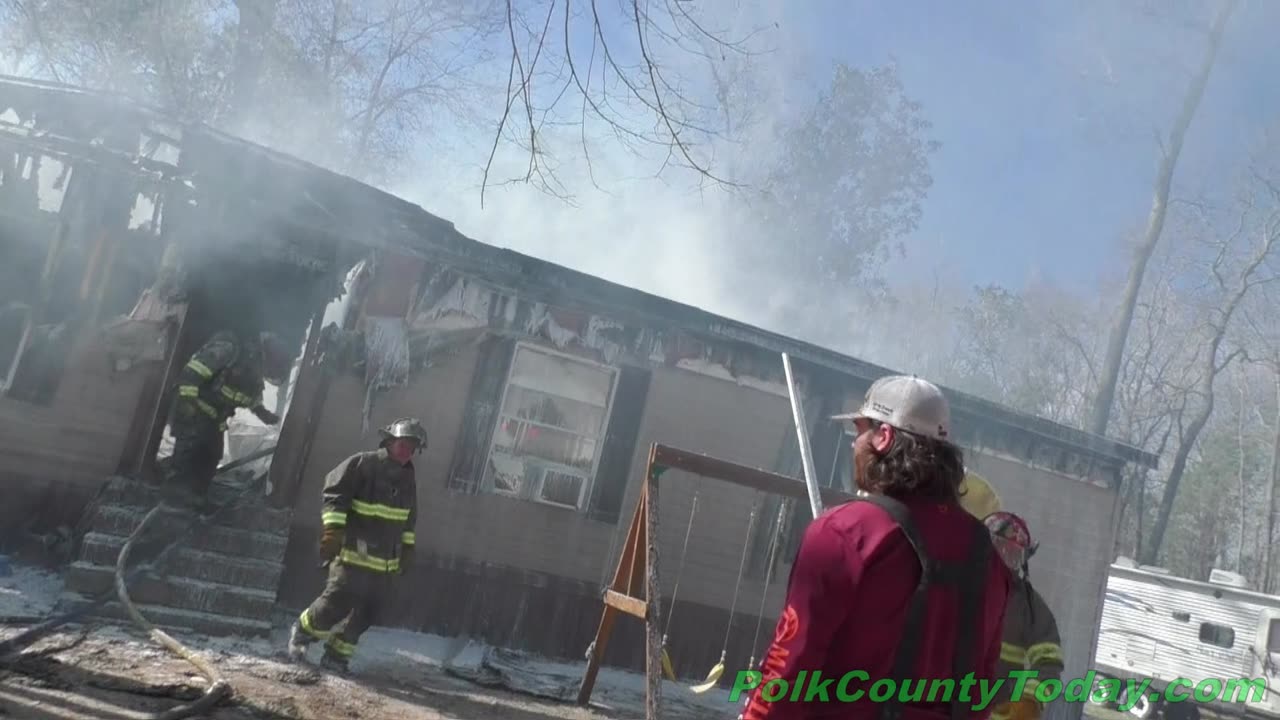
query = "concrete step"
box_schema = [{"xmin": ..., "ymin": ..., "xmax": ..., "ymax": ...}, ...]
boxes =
[
  {"xmin": 88, "ymin": 476, "xmax": 290, "ymax": 533},
  {"xmin": 85, "ymin": 504, "xmax": 288, "ymax": 563},
  {"xmin": 65, "ymin": 561, "xmax": 277, "ymax": 621},
  {"xmin": 75, "ymin": 532, "xmax": 285, "ymax": 592},
  {"xmin": 55, "ymin": 592, "xmax": 274, "ymax": 638}
]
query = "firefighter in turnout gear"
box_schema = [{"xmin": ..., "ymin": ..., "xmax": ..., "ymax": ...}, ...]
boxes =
[
  {"xmin": 160, "ymin": 329, "xmax": 290, "ymax": 507},
  {"xmin": 981, "ymin": 511, "xmax": 1064, "ymax": 720},
  {"xmin": 287, "ymin": 418, "xmax": 426, "ymax": 672}
]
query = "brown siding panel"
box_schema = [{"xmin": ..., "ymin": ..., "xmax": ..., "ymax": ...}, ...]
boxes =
[{"xmin": 0, "ymin": 328, "xmax": 158, "ymax": 535}]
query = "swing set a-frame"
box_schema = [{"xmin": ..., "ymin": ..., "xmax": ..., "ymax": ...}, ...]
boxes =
[{"xmin": 575, "ymin": 441, "xmax": 857, "ymax": 720}]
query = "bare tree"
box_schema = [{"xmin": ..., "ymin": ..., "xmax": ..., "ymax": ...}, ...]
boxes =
[
  {"xmin": 2, "ymin": 0, "xmax": 763, "ymax": 198},
  {"xmin": 1108, "ymin": 274, "xmax": 1193, "ymax": 559},
  {"xmin": 1142, "ymin": 194, "xmax": 1280, "ymax": 565},
  {"xmin": 265, "ymin": 0, "xmax": 501, "ymax": 182},
  {"xmin": 479, "ymin": 0, "xmax": 770, "ymax": 205},
  {"xmin": 1267, "ymin": 368, "xmax": 1280, "ymax": 591},
  {"xmin": 1234, "ymin": 363, "xmax": 1248, "ymax": 571},
  {"xmin": 1089, "ymin": 0, "xmax": 1237, "ymax": 437},
  {"xmin": 1240, "ymin": 279, "xmax": 1280, "ymax": 589},
  {"xmin": 226, "ymin": 0, "xmax": 279, "ymax": 129}
]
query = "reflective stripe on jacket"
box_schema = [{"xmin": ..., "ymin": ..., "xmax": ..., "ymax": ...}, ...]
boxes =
[
  {"xmin": 173, "ymin": 331, "xmax": 264, "ymax": 429},
  {"xmin": 992, "ymin": 579, "xmax": 1063, "ymax": 707},
  {"xmin": 321, "ymin": 448, "xmax": 418, "ymax": 574}
]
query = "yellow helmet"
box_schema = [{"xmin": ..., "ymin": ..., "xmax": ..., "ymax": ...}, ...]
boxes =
[{"xmin": 958, "ymin": 470, "xmax": 1001, "ymax": 520}]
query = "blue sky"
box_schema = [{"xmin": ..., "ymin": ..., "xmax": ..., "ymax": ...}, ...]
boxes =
[
  {"xmin": 399, "ymin": 0, "xmax": 1280, "ymax": 328},
  {"xmin": 795, "ymin": 0, "xmax": 1280, "ymax": 294}
]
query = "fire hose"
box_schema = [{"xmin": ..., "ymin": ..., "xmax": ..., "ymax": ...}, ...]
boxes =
[{"xmin": 0, "ymin": 444, "xmax": 277, "ymax": 719}]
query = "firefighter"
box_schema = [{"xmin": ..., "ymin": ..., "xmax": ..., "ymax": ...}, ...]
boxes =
[
  {"xmin": 287, "ymin": 418, "xmax": 426, "ymax": 672},
  {"xmin": 981, "ymin": 511, "xmax": 1064, "ymax": 720},
  {"xmin": 160, "ymin": 329, "xmax": 291, "ymax": 508}
]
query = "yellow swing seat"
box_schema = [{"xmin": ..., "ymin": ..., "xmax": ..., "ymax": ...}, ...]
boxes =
[{"xmin": 690, "ymin": 651, "xmax": 725, "ymax": 693}]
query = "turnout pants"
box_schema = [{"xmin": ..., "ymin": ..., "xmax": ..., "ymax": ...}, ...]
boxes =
[
  {"xmin": 297, "ymin": 561, "xmax": 395, "ymax": 662},
  {"xmin": 163, "ymin": 408, "xmax": 224, "ymax": 498}
]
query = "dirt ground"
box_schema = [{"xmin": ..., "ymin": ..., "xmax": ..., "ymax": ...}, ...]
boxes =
[
  {"xmin": 0, "ymin": 620, "xmax": 733, "ymax": 720},
  {"xmin": 0, "ymin": 559, "xmax": 736, "ymax": 720}
]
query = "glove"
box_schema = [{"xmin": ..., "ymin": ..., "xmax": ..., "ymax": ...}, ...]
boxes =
[
  {"xmin": 399, "ymin": 545, "xmax": 414, "ymax": 575},
  {"xmin": 319, "ymin": 526, "xmax": 344, "ymax": 561}
]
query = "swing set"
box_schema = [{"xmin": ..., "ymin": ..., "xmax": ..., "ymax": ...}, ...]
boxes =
[{"xmin": 575, "ymin": 441, "xmax": 857, "ymax": 719}]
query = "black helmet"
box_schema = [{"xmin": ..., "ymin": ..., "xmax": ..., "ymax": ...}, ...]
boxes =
[{"xmin": 379, "ymin": 417, "xmax": 428, "ymax": 452}]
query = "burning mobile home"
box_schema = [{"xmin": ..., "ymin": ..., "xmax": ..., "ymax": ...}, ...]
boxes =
[{"xmin": 0, "ymin": 76, "xmax": 1156, "ymax": 720}]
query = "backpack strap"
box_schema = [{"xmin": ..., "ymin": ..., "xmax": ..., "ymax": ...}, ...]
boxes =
[
  {"xmin": 857, "ymin": 495, "xmax": 994, "ymax": 720},
  {"xmin": 859, "ymin": 494, "xmax": 931, "ymax": 720},
  {"xmin": 949, "ymin": 519, "xmax": 993, "ymax": 720}
]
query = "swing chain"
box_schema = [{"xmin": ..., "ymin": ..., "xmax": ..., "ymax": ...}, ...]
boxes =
[
  {"xmin": 663, "ymin": 479, "xmax": 702, "ymax": 640},
  {"xmin": 720, "ymin": 495, "xmax": 761, "ymax": 656},
  {"xmin": 750, "ymin": 497, "xmax": 790, "ymax": 660}
]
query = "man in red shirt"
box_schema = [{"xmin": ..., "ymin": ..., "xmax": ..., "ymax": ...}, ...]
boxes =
[{"xmin": 737, "ymin": 375, "xmax": 1013, "ymax": 720}]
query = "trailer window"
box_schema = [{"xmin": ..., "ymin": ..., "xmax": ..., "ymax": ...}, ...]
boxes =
[
  {"xmin": 1171, "ymin": 611, "xmax": 1190, "ymax": 623},
  {"xmin": 1199, "ymin": 622, "xmax": 1235, "ymax": 649},
  {"xmin": 1268, "ymin": 620, "xmax": 1280, "ymax": 653}
]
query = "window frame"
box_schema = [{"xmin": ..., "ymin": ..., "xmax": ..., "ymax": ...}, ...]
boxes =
[
  {"xmin": 827, "ymin": 427, "xmax": 854, "ymax": 493},
  {"xmin": 480, "ymin": 341, "xmax": 620, "ymax": 512},
  {"xmin": 0, "ymin": 305, "xmax": 33, "ymax": 393},
  {"xmin": 0, "ymin": 210, "xmax": 61, "ymax": 401},
  {"xmin": 1198, "ymin": 621, "xmax": 1235, "ymax": 649}
]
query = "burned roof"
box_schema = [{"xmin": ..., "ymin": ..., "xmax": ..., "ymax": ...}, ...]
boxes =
[{"xmin": 0, "ymin": 75, "xmax": 1158, "ymax": 473}]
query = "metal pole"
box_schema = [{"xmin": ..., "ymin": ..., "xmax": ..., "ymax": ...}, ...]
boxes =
[{"xmin": 781, "ymin": 353, "xmax": 823, "ymax": 520}]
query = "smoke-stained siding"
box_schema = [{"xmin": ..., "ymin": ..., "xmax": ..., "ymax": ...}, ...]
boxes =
[{"xmin": 0, "ymin": 329, "xmax": 161, "ymax": 532}]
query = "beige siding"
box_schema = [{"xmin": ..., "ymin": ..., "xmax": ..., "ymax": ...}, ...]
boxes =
[
  {"xmin": 293, "ymin": 344, "xmax": 479, "ymax": 526},
  {"xmin": 296, "ymin": 344, "xmax": 618, "ymax": 583},
  {"xmin": 296, "ymin": 356, "xmax": 802, "ymax": 599},
  {"xmin": 294, "ymin": 347, "xmax": 1116, "ymax": 718},
  {"xmin": 615, "ymin": 365, "xmax": 796, "ymax": 615},
  {"xmin": 0, "ymin": 328, "xmax": 154, "ymax": 530}
]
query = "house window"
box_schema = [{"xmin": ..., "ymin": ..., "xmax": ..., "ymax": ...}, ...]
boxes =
[
  {"xmin": 481, "ymin": 342, "xmax": 618, "ymax": 511},
  {"xmin": 1199, "ymin": 622, "xmax": 1234, "ymax": 649}
]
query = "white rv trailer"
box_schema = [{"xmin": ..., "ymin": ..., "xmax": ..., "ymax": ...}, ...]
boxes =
[{"xmin": 1092, "ymin": 558, "xmax": 1280, "ymax": 720}]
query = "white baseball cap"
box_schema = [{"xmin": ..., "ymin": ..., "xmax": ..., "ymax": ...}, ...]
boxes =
[{"xmin": 831, "ymin": 374, "xmax": 952, "ymax": 442}]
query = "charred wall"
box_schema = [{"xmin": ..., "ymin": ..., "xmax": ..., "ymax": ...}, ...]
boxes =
[
  {"xmin": 0, "ymin": 86, "xmax": 174, "ymax": 541},
  {"xmin": 0, "ymin": 78, "xmax": 367, "ymax": 547}
]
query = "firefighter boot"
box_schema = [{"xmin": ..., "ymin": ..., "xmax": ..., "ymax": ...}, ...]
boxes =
[
  {"xmin": 286, "ymin": 622, "xmax": 314, "ymax": 661},
  {"xmin": 319, "ymin": 650, "xmax": 350, "ymax": 674}
]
